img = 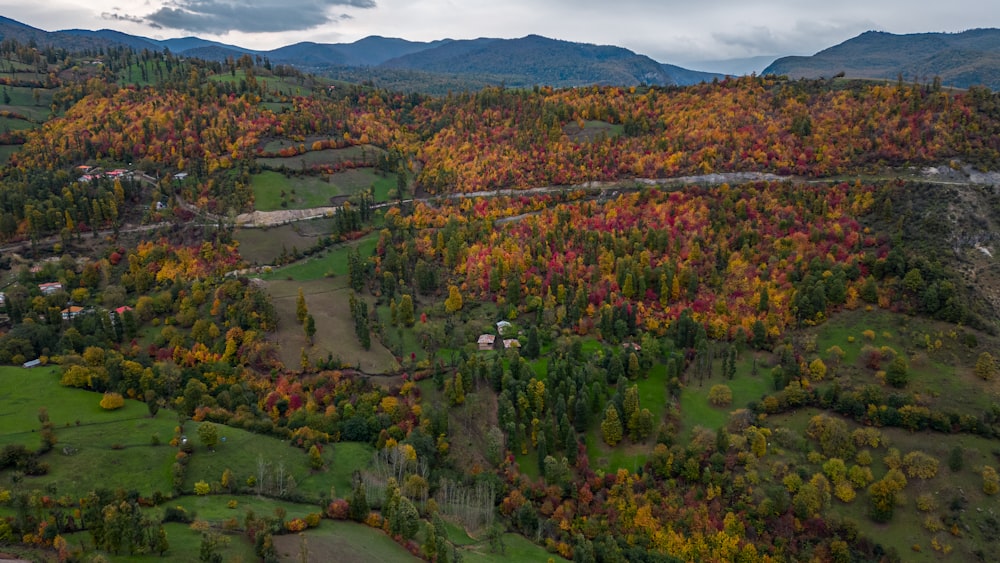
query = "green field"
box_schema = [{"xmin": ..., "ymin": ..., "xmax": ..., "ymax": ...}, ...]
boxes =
[
  {"xmin": 257, "ymin": 145, "xmax": 384, "ymax": 169},
  {"xmin": 64, "ymin": 522, "xmax": 258, "ymax": 562},
  {"xmin": 235, "ymin": 218, "xmax": 340, "ymax": 265},
  {"xmin": 251, "ymin": 168, "xmax": 398, "ymax": 211},
  {"xmin": 0, "ymin": 366, "xmax": 153, "ymax": 446},
  {"xmin": 260, "ymin": 233, "xmax": 378, "ymax": 281},
  {"xmin": 273, "ymin": 520, "xmax": 421, "ymax": 562},
  {"xmin": 0, "ymin": 144, "xmax": 20, "ymax": 163}
]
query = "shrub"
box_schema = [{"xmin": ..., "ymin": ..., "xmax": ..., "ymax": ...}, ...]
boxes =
[
  {"xmin": 99, "ymin": 392, "xmax": 125, "ymax": 410},
  {"xmin": 983, "ymin": 466, "xmax": 1000, "ymax": 495},
  {"xmin": 163, "ymin": 505, "xmax": 193, "ymax": 523},
  {"xmin": 194, "ymin": 481, "xmax": 210, "ymax": 495},
  {"xmin": 708, "ymin": 384, "xmax": 733, "ymax": 407},
  {"xmin": 326, "ymin": 499, "xmax": 350, "ymax": 520}
]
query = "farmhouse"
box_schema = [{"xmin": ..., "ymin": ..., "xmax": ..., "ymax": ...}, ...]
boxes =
[
  {"xmin": 503, "ymin": 339, "xmax": 521, "ymax": 350},
  {"xmin": 477, "ymin": 334, "xmax": 496, "ymax": 351},
  {"xmin": 61, "ymin": 306, "xmax": 84, "ymax": 320},
  {"xmin": 39, "ymin": 282, "xmax": 63, "ymax": 295}
]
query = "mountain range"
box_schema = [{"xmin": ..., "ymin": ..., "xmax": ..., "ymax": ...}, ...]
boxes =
[
  {"xmin": 2, "ymin": 15, "xmax": 999, "ymax": 92},
  {"xmin": 764, "ymin": 29, "xmax": 1000, "ymax": 90}
]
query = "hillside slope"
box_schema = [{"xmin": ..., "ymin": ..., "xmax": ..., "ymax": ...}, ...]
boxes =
[
  {"xmin": 379, "ymin": 34, "xmax": 721, "ymax": 87},
  {"xmin": 764, "ymin": 29, "xmax": 1000, "ymax": 89}
]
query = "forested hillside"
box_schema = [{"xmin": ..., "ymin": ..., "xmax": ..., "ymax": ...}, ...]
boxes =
[{"xmin": 0, "ymin": 37, "xmax": 998, "ymax": 562}]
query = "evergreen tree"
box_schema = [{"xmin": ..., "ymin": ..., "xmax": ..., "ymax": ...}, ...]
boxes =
[
  {"xmin": 600, "ymin": 405, "xmax": 623, "ymax": 446},
  {"xmin": 523, "ymin": 326, "xmax": 540, "ymax": 359},
  {"xmin": 296, "ymin": 288, "xmax": 307, "ymax": 324}
]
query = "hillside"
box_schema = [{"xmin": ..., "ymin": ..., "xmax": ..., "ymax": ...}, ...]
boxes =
[
  {"xmin": 2, "ymin": 34, "xmax": 1000, "ymax": 563},
  {"xmin": 379, "ymin": 34, "xmax": 721, "ymax": 88},
  {"xmin": 764, "ymin": 29, "xmax": 1000, "ymax": 90},
  {"xmin": 0, "ymin": 16, "xmax": 719, "ymax": 92}
]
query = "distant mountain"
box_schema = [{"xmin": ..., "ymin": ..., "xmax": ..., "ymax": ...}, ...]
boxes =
[
  {"xmin": 378, "ymin": 35, "xmax": 721, "ymax": 88},
  {"xmin": 0, "ymin": 16, "xmax": 718, "ymax": 91},
  {"xmin": 763, "ymin": 29, "xmax": 1000, "ymax": 90}
]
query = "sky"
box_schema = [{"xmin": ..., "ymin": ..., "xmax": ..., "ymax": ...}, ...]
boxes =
[{"xmin": 1, "ymin": 0, "xmax": 996, "ymax": 73}]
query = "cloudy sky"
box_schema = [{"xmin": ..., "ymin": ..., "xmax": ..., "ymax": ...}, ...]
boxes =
[{"xmin": 1, "ymin": 0, "xmax": 995, "ymax": 72}]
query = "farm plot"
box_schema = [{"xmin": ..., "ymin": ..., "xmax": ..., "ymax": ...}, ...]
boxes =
[{"xmin": 267, "ymin": 278, "xmax": 398, "ymax": 374}]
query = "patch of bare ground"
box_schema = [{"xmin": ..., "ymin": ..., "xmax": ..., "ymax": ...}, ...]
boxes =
[{"xmin": 267, "ymin": 278, "xmax": 399, "ymax": 374}]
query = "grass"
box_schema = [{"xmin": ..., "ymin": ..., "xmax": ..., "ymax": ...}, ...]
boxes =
[
  {"xmin": 0, "ymin": 145, "xmax": 19, "ymax": 164},
  {"xmin": 259, "ymin": 232, "xmax": 378, "ymax": 281},
  {"xmin": 458, "ymin": 532, "xmax": 569, "ymax": 562},
  {"xmin": 235, "ymin": 218, "xmax": 340, "ymax": 265},
  {"xmin": 679, "ymin": 352, "xmax": 773, "ymax": 440},
  {"xmin": 63, "ymin": 522, "xmax": 258, "ymax": 562},
  {"xmin": 182, "ymin": 424, "xmax": 373, "ymax": 502},
  {"xmin": 267, "ymin": 277, "xmax": 399, "ymax": 373},
  {"xmin": 251, "ymin": 170, "xmax": 342, "ymax": 210},
  {"xmin": 26, "ymin": 416, "xmax": 179, "ymax": 498},
  {"xmin": 272, "ymin": 520, "xmax": 422, "ymax": 562},
  {"xmin": 0, "ymin": 366, "xmax": 152, "ymax": 447},
  {"xmin": 257, "ymin": 145, "xmax": 385, "ymax": 169},
  {"xmin": 164, "ymin": 494, "xmax": 319, "ymax": 523},
  {"xmin": 250, "ymin": 168, "xmax": 399, "ymax": 211}
]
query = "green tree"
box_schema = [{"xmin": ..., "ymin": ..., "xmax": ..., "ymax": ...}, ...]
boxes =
[
  {"xmin": 886, "ymin": 355, "xmax": 909, "ymax": 388},
  {"xmin": 198, "ymin": 422, "xmax": 219, "ymax": 450},
  {"xmin": 304, "ymin": 314, "xmax": 316, "ymax": 344},
  {"xmin": 867, "ymin": 479, "xmax": 896, "ymax": 523},
  {"xmin": 348, "ymin": 481, "xmax": 368, "ymax": 522},
  {"xmin": 623, "ymin": 385, "xmax": 640, "ymax": 440},
  {"xmin": 308, "ymin": 445, "xmax": 323, "ymax": 470},
  {"xmin": 398, "ymin": 294, "xmax": 415, "ymax": 327},
  {"xmin": 523, "ymin": 326, "xmax": 540, "ymax": 359},
  {"xmin": 296, "ymin": 288, "xmax": 307, "ymax": 324},
  {"xmin": 601, "ymin": 405, "xmax": 623, "ymax": 446}
]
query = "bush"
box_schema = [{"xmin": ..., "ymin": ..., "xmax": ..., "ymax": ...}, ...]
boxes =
[
  {"xmin": 163, "ymin": 505, "xmax": 194, "ymax": 523},
  {"xmin": 708, "ymin": 384, "xmax": 733, "ymax": 407},
  {"xmin": 99, "ymin": 392, "xmax": 125, "ymax": 410}
]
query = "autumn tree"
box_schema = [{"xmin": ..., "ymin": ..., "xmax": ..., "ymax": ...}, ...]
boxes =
[
  {"xmin": 308, "ymin": 445, "xmax": 323, "ymax": 470},
  {"xmin": 444, "ymin": 284, "xmax": 463, "ymax": 313},
  {"xmin": 708, "ymin": 384, "xmax": 732, "ymax": 407},
  {"xmin": 100, "ymin": 392, "xmax": 125, "ymax": 410},
  {"xmin": 975, "ymin": 351, "xmax": 996, "ymax": 381},
  {"xmin": 983, "ymin": 466, "xmax": 1000, "ymax": 495}
]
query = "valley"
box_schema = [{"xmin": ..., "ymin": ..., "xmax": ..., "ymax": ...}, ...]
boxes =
[{"xmin": 0, "ymin": 27, "xmax": 998, "ymax": 563}]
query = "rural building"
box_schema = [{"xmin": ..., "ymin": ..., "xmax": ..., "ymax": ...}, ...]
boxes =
[
  {"xmin": 503, "ymin": 339, "xmax": 521, "ymax": 350},
  {"xmin": 0, "ymin": 292, "xmax": 5, "ymax": 306},
  {"xmin": 61, "ymin": 306, "xmax": 84, "ymax": 320},
  {"xmin": 496, "ymin": 320, "xmax": 513, "ymax": 336},
  {"xmin": 478, "ymin": 334, "xmax": 496, "ymax": 351},
  {"xmin": 39, "ymin": 282, "xmax": 63, "ymax": 295}
]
